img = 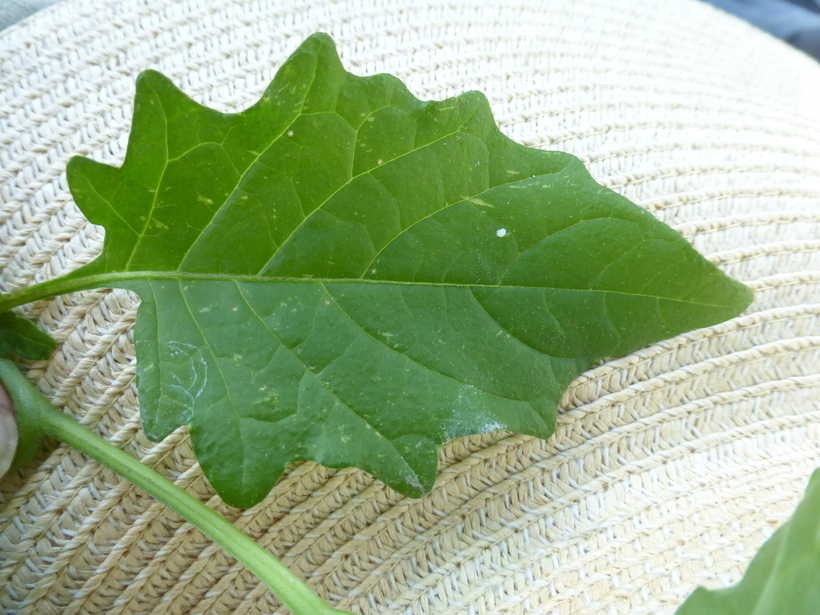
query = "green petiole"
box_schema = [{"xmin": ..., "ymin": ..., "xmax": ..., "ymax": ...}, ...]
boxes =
[{"xmin": 0, "ymin": 358, "xmax": 354, "ymax": 615}]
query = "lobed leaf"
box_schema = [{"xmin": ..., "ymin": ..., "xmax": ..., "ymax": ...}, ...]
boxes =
[{"xmin": 63, "ymin": 33, "xmax": 752, "ymax": 507}]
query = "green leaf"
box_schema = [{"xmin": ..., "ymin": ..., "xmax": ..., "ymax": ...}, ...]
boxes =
[
  {"xmin": 0, "ymin": 311, "xmax": 55, "ymax": 360},
  {"xmin": 58, "ymin": 33, "xmax": 752, "ymax": 507},
  {"xmin": 676, "ymin": 469, "xmax": 820, "ymax": 615}
]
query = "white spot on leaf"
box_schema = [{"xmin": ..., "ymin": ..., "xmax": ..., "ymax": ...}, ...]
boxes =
[{"xmin": 495, "ymin": 228, "xmax": 508, "ymax": 238}]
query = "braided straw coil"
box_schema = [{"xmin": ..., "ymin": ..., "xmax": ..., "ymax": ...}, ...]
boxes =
[{"xmin": 1, "ymin": 0, "xmax": 820, "ymax": 613}]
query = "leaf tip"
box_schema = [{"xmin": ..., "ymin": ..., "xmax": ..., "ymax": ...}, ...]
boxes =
[
  {"xmin": 66, "ymin": 153, "xmax": 115, "ymax": 179},
  {"xmin": 134, "ymin": 68, "xmax": 173, "ymax": 91},
  {"xmin": 133, "ymin": 69, "xmax": 201, "ymax": 115},
  {"xmin": 303, "ymin": 31, "xmax": 336, "ymax": 48}
]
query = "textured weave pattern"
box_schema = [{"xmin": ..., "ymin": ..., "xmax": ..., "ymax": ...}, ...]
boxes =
[{"xmin": 1, "ymin": 0, "xmax": 820, "ymax": 614}]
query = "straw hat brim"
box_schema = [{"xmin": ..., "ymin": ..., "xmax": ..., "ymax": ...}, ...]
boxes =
[{"xmin": 1, "ymin": 0, "xmax": 819, "ymax": 613}]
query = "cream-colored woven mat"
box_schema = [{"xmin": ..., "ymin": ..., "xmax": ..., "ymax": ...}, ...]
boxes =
[{"xmin": 1, "ymin": 0, "xmax": 820, "ymax": 613}]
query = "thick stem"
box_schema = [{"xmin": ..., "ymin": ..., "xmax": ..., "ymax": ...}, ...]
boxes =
[{"xmin": 0, "ymin": 359, "xmax": 354, "ymax": 615}]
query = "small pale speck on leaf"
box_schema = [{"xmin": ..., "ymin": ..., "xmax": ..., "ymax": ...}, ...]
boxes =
[
  {"xmin": 377, "ymin": 159, "xmax": 384, "ymax": 165},
  {"xmin": 231, "ymin": 306, "xmax": 238, "ymax": 312},
  {"xmin": 287, "ymin": 130, "xmax": 294, "ymax": 137},
  {"xmin": 496, "ymin": 228, "xmax": 508, "ymax": 238},
  {"xmin": 468, "ymin": 197, "xmax": 493, "ymax": 208}
]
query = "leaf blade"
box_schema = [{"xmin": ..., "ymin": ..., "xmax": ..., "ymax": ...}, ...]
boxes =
[
  {"xmin": 64, "ymin": 33, "xmax": 752, "ymax": 507},
  {"xmin": 676, "ymin": 469, "xmax": 820, "ymax": 615},
  {"xmin": 0, "ymin": 312, "xmax": 55, "ymax": 361}
]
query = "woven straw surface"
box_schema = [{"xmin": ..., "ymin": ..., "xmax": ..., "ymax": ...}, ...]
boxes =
[{"xmin": 1, "ymin": 0, "xmax": 820, "ymax": 613}]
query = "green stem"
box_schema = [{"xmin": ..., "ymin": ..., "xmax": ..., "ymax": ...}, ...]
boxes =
[
  {"xmin": 0, "ymin": 359, "xmax": 354, "ymax": 615},
  {"xmin": 0, "ymin": 275, "xmax": 100, "ymax": 312}
]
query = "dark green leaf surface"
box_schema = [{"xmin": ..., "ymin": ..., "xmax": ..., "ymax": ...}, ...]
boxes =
[
  {"xmin": 0, "ymin": 312, "xmax": 55, "ymax": 360},
  {"xmin": 64, "ymin": 33, "xmax": 752, "ymax": 507},
  {"xmin": 677, "ymin": 469, "xmax": 820, "ymax": 615}
]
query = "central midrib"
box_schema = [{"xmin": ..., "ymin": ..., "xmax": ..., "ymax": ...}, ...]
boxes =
[{"xmin": 76, "ymin": 269, "xmax": 740, "ymax": 309}]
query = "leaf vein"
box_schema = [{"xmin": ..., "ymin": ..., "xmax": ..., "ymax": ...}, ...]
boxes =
[
  {"xmin": 175, "ymin": 281, "xmax": 250, "ymax": 487},
  {"xmin": 256, "ymin": 106, "xmax": 485, "ymax": 276},
  {"xmin": 322, "ymin": 283, "xmax": 527, "ymax": 403},
  {"xmin": 233, "ymin": 282, "xmax": 408, "ymax": 462}
]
